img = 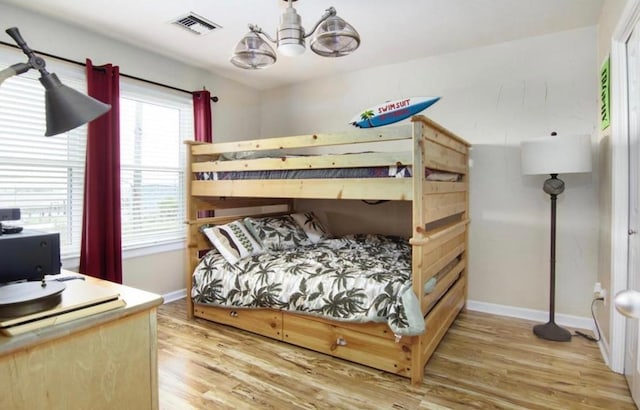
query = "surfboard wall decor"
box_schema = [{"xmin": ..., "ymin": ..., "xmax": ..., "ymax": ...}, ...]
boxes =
[{"xmin": 350, "ymin": 96, "xmax": 440, "ymax": 128}]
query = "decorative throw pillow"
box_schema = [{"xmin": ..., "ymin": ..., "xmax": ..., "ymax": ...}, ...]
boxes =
[
  {"xmin": 201, "ymin": 221, "xmax": 263, "ymax": 264},
  {"xmin": 291, "ymin": 212, "xmax": 331, "ymax": 243},
  {"xmin": 243, "ymin": 215, "xmax": 313, "ymax": 251}
]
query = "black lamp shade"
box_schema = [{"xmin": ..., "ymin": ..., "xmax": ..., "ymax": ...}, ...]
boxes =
[{"xmin": 40, "ymin": 72, "xmax": 111, "ymax": 137}]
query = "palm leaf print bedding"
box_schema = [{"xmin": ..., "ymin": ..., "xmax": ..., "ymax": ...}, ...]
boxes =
[{"xmin": 192, "ymin": 234, "xmax": 425, "ymax": 336}]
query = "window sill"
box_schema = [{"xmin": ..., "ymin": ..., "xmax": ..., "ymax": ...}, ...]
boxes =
[{"xmin": 61, "ymin": 239, "xmax": 186, "ymax": 270}]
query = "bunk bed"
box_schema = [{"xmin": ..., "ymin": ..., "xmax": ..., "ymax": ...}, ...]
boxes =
[{"xmin": 184, "ymin": 115, "xmax": 470, "ymax": 384}]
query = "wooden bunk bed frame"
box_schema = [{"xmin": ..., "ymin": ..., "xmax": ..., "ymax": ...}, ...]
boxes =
[{"xmin": 184, "ymin": 115, "xmax": 470, "ymax": 384}]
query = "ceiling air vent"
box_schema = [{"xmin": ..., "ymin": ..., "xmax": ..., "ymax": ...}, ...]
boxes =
[{"xmin": 172, "ymin": 12, "xmax": 221, "ymax": 35}]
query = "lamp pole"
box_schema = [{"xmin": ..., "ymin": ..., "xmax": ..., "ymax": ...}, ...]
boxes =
[{"xmin": 533, "ymin": 173, "xmax": 572, "ymax": 341}]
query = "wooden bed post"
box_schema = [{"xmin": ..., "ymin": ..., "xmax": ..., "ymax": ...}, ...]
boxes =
[
  {"xmin": 184, "ymin": 141, "xmax": 202, "ymax": 319},
  {"xmin": 462, "ymin": 148, "xmax": 470, "ymax": 309},
  {"xmin": 410, "ymin": 117, "xmax": 426, "ymax": 385}
]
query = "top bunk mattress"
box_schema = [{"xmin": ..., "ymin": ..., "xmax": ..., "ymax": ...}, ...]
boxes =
[
  {"xmin": 196, "ymin": 165, "xmax": 415, "ymax": 181},
  {"xmin": 195, "ymin": 154, "xmax": 460, "ymax": 181}
]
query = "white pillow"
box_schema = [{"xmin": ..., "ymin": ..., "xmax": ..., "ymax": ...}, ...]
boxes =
[
  {"xmin": 202, "ymin": 221, "xmax": 263, "ymax": 264},
  {"xmin": 291, "ymin": 212, "xmax": 330, "ymax": 244},
  {"xmin": 244, "ymin": 215, "xmax": 313, "ymax": 251}
]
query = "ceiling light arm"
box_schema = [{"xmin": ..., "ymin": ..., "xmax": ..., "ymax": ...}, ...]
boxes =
[
  {"xmin": 248, "ymin": 24, "xmax": 277, "ymax": 44},
  {"xmin": 0, "ymin": 63, "xmax": 30, "ymax": 86},
  {"xmin": 246, "ymin": 7, "xmax": 336, "ymax": 43},
  {"xmin": 5, "ymin": 27, "xmax": 50, "ymax": 76},
  {"xmin": 0, "ymin": 27, "xmax": 61, "ymax": 93},
  {"xmin": 0, "ymin": 27, "xmax": 111, "ymax": 137},
  {"xmin": 303, "ymin": 7, "xmax": 336, "ymax": 39},
  {"xmin": 0, "ymin": 28, "xmax": 51, "ymax": 86}
]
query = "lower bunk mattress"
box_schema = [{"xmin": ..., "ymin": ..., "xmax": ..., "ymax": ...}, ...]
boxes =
[{"xmin": 192, "ymin": 234, "xmax": 426, "ymax": 337}]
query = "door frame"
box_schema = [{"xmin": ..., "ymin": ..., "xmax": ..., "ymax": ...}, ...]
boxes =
[{"xmin": 610, "ymin": 0, "xmax": 640, "ymax": 374}]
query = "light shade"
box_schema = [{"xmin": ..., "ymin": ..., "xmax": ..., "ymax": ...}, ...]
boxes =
[
  {"xmin": 521, "ymin": 134, "xmax": 592, "ymax": 175},
  {"xmin": 40, "ymin": 72, "xmax": 111, "ymax": 137},
  {"xmin": 230, "ymin": 31, "xmax": 277, "ymax": 69},
  {"xmin": 310, "ymin": 15, "xmax": 360, "ymax": 57}
]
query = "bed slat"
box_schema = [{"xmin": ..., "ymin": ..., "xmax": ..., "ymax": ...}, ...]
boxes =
[
  {"xmin": 423, "ymin": 181, "xmax": 466, "ymax": 194},
  {"xmin": 424, "ymin": 140, "xmax": 467, "ymax": 174},
  {"xmin": 410, "ymin": 218, "xmax": 469, "ymax": 249},
  {"xmin": 423, "ymin": 234, "xmax": 466, "ymax": 278},
  {"xmin": 191, "ymin": 129, "xmax": 412, "ymax": 156},
  {"xmin": 422, "ymin": 124, "xmax": 469, "ymax": 155},
  {"xmin": 419, "ymin": 277, "xmax": 466, "ymax": 370},
  {"xmin": 424, "ymin": 192, "xmax": 466, "ymax": 223},
  {"xmin": 191, "ymin": 197, "xmax": 291, "ymax": 210},
  {"xmin": 422, "ymin": 258, "xmax": 466, "ymax": 313},
  {"xmin": 192, "ymin": 179, "xmax": 413, "ymax": 201}
]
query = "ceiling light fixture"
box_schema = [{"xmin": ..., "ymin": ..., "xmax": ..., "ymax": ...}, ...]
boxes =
[{"xmin": 230, "ymin": 0, "xmax": 360, "ymax": 70}]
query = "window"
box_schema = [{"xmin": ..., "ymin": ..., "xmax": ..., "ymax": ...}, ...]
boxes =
[
  {"xmin": 119, "ymin": 79, "xmax": 193, "ymax": 250},
  {"xmin": 0, "ymin": 48, "xmax": 87, "ymax": 257},
  {"xmin": 0, "ymin": 47, "xmax": 193, "ymax": 258}
]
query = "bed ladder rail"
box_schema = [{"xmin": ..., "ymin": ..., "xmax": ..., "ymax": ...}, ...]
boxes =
[{"xmin": 409, "ymin": 218, "xmax": 470, "ymax": 248}]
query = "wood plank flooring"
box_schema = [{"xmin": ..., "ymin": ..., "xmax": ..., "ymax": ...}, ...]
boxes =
[{"xmin": 157, "ymin": 301, "xmax": 635, "ymax": 409}]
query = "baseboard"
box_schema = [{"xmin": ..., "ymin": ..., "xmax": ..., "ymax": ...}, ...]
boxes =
[
  {"xmin": 598, "ymin": 333, "xmax": 615, "ymax": 371},
  {"xmin": 466, "ymin": 300, "xmax": 594, "ymax": 331},
  {"xmin": 163, "ymin": 288, "xmax": 187, "ymax": 304}
]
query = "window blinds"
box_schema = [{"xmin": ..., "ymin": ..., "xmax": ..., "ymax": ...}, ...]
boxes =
[
  {"xmin": 0, "ymin": 47, "xmax": 193, "ymax": 257},
  {"xmin": 119, "ymin": 79, "xmax": 192, "ymax": 250},
  {"xmin": 0, "ymin": 48, "xmax": 87, "ymax": 257}
]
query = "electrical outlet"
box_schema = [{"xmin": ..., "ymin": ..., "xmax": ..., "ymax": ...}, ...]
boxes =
[
  {"xmin": 593, "ymin": 282, "xmax": 607, "ymax": 304},
  {"xmin": 593, "ymin": 282, "xmax": 603, "ymax": 295},
  {"xmin": 599, "ymin": 288, "xmax": 607, "ymax": 305}
]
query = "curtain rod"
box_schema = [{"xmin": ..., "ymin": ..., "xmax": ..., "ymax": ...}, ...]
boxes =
[{"xmin": 0, "ymin": 40, "xmax": 219, "ymax": 103}]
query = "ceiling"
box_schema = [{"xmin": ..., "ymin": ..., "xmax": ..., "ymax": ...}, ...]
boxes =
[{"xmin": 0, "ymin": 0, "xmax": 604, "ymax": 91}]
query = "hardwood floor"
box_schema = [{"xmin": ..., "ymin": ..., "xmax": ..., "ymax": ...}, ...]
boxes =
[{"xmin": 157, "ymin": 301, "xmax": 635, "ymax": 409}]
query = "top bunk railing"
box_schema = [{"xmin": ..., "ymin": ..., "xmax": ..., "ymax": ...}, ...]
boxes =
[
  {"xmin": 185, "ymin": 115, "xmax": 470, "ymax": 203},
  {"xmin": 188, "ymin": 124, "xmax": 414, "ymax": 156}
]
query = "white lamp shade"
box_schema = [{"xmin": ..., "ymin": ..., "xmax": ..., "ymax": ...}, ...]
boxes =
[{"xmin": 521, "ymin": 134, "xmax": 592, "ymax": 175}]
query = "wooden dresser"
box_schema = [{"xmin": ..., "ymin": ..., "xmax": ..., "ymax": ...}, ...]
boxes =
[{"xmin": 0, "ymin": 272, "xmax": 163, "ymax": 410}]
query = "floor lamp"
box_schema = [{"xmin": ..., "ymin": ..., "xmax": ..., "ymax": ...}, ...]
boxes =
[
  {"xmin": 521, "ymin": 133, "xmax": 592, "ymax": 342},
  {"xmin": 0, "ymin": 27, "xmax": 110, "ymax": 136}
]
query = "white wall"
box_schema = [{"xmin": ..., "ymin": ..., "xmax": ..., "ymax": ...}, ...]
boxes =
[
  {"xmin": 261, "ymin": 27, "xmax": 599, "ymax": 317},
  {"xmin": 0, "ymin": 3, "xmax": 262, "ymax": 296},
  {"xmin": 0, "ymin": 2, "xmax": 600, "ymax": 316}
]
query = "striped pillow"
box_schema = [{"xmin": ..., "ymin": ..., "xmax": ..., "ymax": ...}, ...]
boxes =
[{"xmin": 201, "ymin": 221, "xmax": 262, "ymax": 264}]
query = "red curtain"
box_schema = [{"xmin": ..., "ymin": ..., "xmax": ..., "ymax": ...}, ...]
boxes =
[
  {"xmin": 193, "ymin": 90, "xmax": 214, "ymax": 218},
  {"xmin": 193, "ymin": 90, "xmax": 212, "ymax": 143},
  {"xmin": 79, "ymin": 59, "xmax": 122, "ymax": 283}
]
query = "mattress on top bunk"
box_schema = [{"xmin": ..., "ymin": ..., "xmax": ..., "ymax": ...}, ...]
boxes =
[
  {"xmin": 194, "ymin": 151, "xmax": 460, "ymax": 182},
  {"xmin": 196, "ymin": 165, "xmax": 417, "ymax": 181},
  {"xmin": 192, "ymin": 233, "xmax": 427, "ymax": 336}
]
